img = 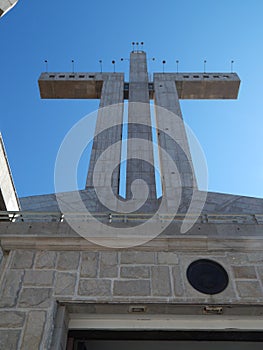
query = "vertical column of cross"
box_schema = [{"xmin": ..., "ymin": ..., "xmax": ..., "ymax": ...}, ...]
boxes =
[
  {"xmin": 126, "ymin": 51, "xmax": 157, "ymax": 206},
  {"xmin": 154, "ymin": 75, "xmax": 196, "ymax": 205},
  {"xmin": 86, "ymin": 73, "xmax": 124, "ymax": 197}
]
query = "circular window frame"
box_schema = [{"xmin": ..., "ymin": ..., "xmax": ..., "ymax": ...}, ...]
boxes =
[{"xmin": 186, "ymin": 259, "xmax": 229, "ymax": 295}]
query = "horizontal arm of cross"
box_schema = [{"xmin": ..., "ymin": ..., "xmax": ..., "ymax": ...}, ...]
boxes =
[
  {"xmin": 38, "ymin": 72, "xmax": 124, "ymax": 99},
  {"xmin": 154, "ymin": 72, "xmax": 240, "ymax": 99},
  {"xmin": 38, "ymin": 71, "xmax": 240, "ymax": 100}
]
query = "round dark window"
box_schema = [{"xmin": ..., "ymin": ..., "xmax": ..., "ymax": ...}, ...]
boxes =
[{"xmin": 187, "ymin": 259, "xmax": 229, "ymax": 295}]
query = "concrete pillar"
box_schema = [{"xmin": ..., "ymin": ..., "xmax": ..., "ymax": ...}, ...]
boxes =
[
  {"xmin": 126, "ymin": 52, "xmax": 156, "ymax": 204},
  {"xmin": 154, "ymin": 75, "xmax": 196, "ymax": 199},
  {"xmin": 86, "ymin": 74, "xmax": 124, "ymax": 197}
]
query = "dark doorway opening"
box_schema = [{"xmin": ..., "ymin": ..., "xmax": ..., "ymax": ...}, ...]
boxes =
[{"xmin": 67, "ymin": 330, "xmax": 263, "ymax": 350}]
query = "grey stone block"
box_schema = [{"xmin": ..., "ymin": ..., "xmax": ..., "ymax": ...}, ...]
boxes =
[
  {"xmin": 0, "ymin": 330, "xmax": 21, "ymax": 350},
  {"xmin": 100, "ymin": 252, "xmax": 118, "ymax": 278},
  {"xmin": 20, "ymin": 311, "xmax": 46, "ymax": 350},
  {"xmin": 120, "ymin": 251, "xmax": 155, "ymax": 264},
  {"xmin": 256, "ymin": 266, "xmax": 263, "ymax": 282},
  {"xmin": 114, "ymin": 280, "xmax": 150, "ymax": 296},
  {"xmin": 24, "ymin": 270, "xmax": 54, "ymax": 286},
  {"xmin": 0, "ymin": 270, "xmax": 24, "ymax": 307},
  {"xmin": 248, "ymin": 253, "xmax": 263, "ymax": 263},
  {"xmin": 18, "ymin": 288, "xmax": 52, "ymax": 308},
  {"xmin": 50, "ymin": 305, "xmax": 69, "ymax": 350},
  {"xmin": 78, "ymin": 279, "xmax": 111, "ymax": 297},
  {"xmin": 152, "ymin": 266, "xmax": 171, "ymax": 296},
  {"xmin": 233, "ymin": 266, "xmax": 257, "ymax": 279},
  {"xmin": 35, "ymin": 251, "xmax": 57, "ymax": 269},
  {"xmin": 55, "ymin": 272, "xmax": 77, "ymax": 296},
  {"xmin": 57, "ymin": 252, "xmax": 80, "ymax": 270},
  {"xmin": 172, "ymin": 265, "xmax": 184, "ymax": 296},
  {"xmin": 120, "ymin": 266, "xmax": 150, "ymax": 279},
  {"xmin": 0, "ymin": 311, "xmax": 25, "ymax": 328},
  {"xmin": 11, "ymin": 250, "xmax": 35, "ymax": 269},
  {"xmin": 157, "ymin": 252, "xmax": 179, "ymax": 265},
  {"xmin": 81, "ymin": 252, "xmax": 98, "ymax": 278},
  {"xmin": 236, "ymin": 281, "xmax": 263, "ymax": 298},
  {"xmin": 227, "ymin": 253, "xmax": 249, "ymax": 265}
]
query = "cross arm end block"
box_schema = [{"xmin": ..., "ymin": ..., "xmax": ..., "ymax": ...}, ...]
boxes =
[
  {"xmin": 38, "ymin": 72, "xmax": 103, "ymax": 99},
  {"xmin": 38, "ymin": 72, "xmax": 123, "ymax": 99},
  {"xmin": 154, "ymin": 73, "xmax": 241, "ymax": 99}
]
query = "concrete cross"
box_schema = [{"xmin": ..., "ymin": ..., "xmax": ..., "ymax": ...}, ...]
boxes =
[{"xmin": 38, "ymin": 50, "xmax": 240, "ymax": 209}]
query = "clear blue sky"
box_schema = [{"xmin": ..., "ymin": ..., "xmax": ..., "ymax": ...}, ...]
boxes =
[{"xmin": 1, "ymin": 0, "xmax": 263, "ymax": 199}]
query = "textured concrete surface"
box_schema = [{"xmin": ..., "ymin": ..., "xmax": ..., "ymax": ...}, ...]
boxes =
[
  {"xmin": 19, "ymin": 188, "xmax": 263, "ymax": 214},
  {"xmin": 126, "ymin": 51, "xmax": 156, "ymax": 202},
  {"xmin": 86, "ymin": 73, "xmax": 124, "ymax": 194},
  {"xmin": 39, "ymin": 72, "xmax": 107, "ymax": 99},
  {"xmin": 39, "ymin": 72, "xmax": 240, "ymax": 100},
  {"xmin": 0, "ymin": 134, "xmax": 20, "ymax": 211},
  {"xmin": 154, "ymin": 72, "xmax": 240, "ymax": 99},
  {"xmin": 154, "ymin": 76, "xmax": 196, "ymax": 195},
  {"xmin": 1, "ymin": 216, "xmax": 263, "ymax": 253}
]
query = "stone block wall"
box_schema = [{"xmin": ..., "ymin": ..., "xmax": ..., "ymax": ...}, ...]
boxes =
[{"xmin": 1, "ymin": 248, "xmax": 263, "ymax": 348}]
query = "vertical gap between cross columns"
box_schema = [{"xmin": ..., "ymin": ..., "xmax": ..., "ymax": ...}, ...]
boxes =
[
  {"xmin": 77, "ymin": 117, "xmax": 96, "ymax": 190},
  {"xmin": 119, "ymin": 102, "xmax": 162, "ymax": 199},
  {"xmin": 150, "ymin": 102, "xmax": 163, "ymax": 198},
  {"xmin": 119, "ymin": 102, "xmax": 128, "ymax": 198}
]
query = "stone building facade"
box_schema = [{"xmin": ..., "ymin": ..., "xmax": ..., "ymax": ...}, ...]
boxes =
[{"xmin": 1, "ymin": 217, "xmax": 263, "ymax": 349}]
